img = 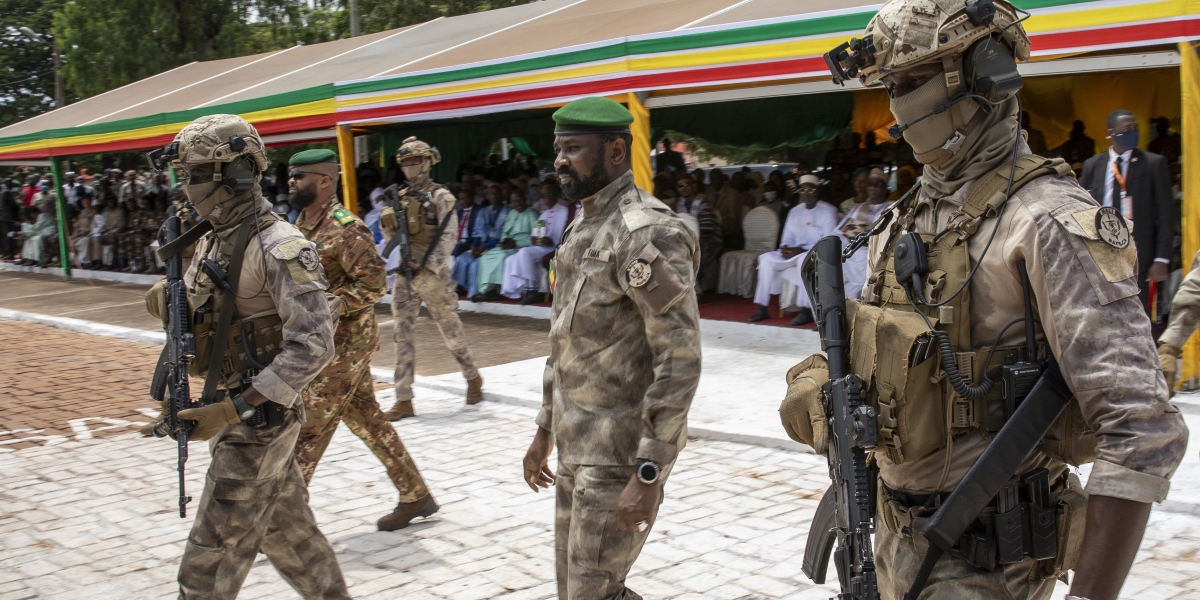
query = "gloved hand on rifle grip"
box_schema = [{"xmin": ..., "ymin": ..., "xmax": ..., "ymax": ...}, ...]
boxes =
[
  {"xmin": 779, "ymin": 354, "xmax": 830, "ymax": 455},
  {"xmin": 179, "ymin": 398, "xmax": 241, "ymax": 441},
  {"xmin": 379, "ymin": 206, "xmax": 398, "ymax": 240}
]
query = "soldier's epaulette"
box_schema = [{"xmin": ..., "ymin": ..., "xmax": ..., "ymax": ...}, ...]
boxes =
[
  {"xmin": 619, "ymin": 187, "xmax": 675, "ymax": 233},
  {"xmin": 332, "ymin": 207, "xmax": 356, "ymax": 226}
]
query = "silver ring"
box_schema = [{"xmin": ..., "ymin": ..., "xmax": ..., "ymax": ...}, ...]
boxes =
[{"xmin": 636, "ymin": 520, "xmax": 648, "ymax": 532}]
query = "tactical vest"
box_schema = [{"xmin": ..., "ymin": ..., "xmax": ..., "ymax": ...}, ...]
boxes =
[
  {"xmin": 186, "ymin": 212, "xmax": 285, "ymax": 389},
  {"xmin": 404, "ymin": 184, "xmax": 445, "ymax": 250},
  {"xmin": 850, "ymin": 156, "xmax": 1096, "ymax": 467}
]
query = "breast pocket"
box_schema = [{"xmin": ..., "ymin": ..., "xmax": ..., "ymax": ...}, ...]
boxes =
[{"xmin": 570, "ymin": 259, "xmax": 623, "ymax": 342}]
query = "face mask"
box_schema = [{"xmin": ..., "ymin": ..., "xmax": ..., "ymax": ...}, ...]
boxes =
[
  {"xmin": 890, "ymin": 74, "xmax": 979, "ymax": 167},
  {"xmin": 1112, "ymin": 129, "xmax": 1139, "ymax": 151},
  {"xmin": 763, "ymin": 191, "xmax": 777, "ymax": 202},
  {"xmin": 186, "ymin": 180, "xmax": 229, "ymax": 220},
  {"xmin": 402, "ymin": 161, "xmax": 430, "ymax": 184}
]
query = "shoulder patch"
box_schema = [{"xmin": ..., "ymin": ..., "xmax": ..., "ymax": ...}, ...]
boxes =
[
  {"xmin": 332, "ymin": 207, "xmax": 356, "ymax": 226},
  {"xmin": 269, "ymin": 237, "xmax": 311, "ymax": 261},
  {"xmin": 1054, "ymin": 205, "xmax": 1138, "ymax": 286}
]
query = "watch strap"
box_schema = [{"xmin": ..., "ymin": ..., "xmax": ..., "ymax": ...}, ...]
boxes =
[{"xmin": 231, "ymin": 392, "xmax": 255, "ymax": 420}]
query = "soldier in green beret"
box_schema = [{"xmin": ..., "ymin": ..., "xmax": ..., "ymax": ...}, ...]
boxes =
[
  {"xmin": 521, "ymin": 96, "xmax": 702, "ymax": 599},
  {"xmin": 287, "ymin": 148, "xmax": 439, "ymax": 531}
]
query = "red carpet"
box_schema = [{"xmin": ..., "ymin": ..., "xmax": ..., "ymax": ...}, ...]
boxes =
[{"xmin": 458, "ymin": 290, "xmax": 815, "ymax": 330}]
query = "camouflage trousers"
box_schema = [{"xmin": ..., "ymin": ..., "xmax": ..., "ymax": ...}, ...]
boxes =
[
  {"xmin": 295, "ymin": 346, "xmax": 430, "ymax": 503},
  {"xmin": 178, "ymin": 406, "xmax": 350, "ymax": 600},
  {"xmin": 392, "ymin": 265, "xmax": 479, "ymax": 401},
  {"xmin": 554, "ymin": 462, "xmax": 671, "ymax": 600},
  {"xmin": 875, "ymin": 526, "xmax": 1056, "ymax": 600}
]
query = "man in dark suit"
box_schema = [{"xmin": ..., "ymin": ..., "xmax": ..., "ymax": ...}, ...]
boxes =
[{"xmin": 1081, "ymin": 109, "xmax": 1177, "ymax": 313}]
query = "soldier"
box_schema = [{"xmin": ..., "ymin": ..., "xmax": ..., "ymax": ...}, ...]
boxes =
[
  {"xmin": 288, "ymin": 149, "xmax": 439, "ymax": 531},
  {"xmin": 1159, "ymin": 251, "xmax": 1200, "ymax": 398},
  {"xmin": 782, "ymin": 2, "xmax": 1189, "ymax": 599},
  {"xmin": 521, "ymin": 97, "xmax": 702, "ymax": 599},
  {"xmin": 144, "ymin": 114, "xmax": 350, "ymax": 599},
  {"xmin": 379, "ymin": 136, "xmax": 483, "ymax": 420}
]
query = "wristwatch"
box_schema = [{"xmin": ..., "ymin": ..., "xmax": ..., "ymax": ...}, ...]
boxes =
[
  {"xmin": 231, "ymin": 392, "xmax": 256, "ymax": 421},
  {"xmin": 636, "ymin": 460, "xmax": 661, "ymax": 485}
]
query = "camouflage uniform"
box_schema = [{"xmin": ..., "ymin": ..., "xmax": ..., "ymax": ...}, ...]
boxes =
[
  {"xmin": 156, "ymin": 114, "xmax": 350, "ymax": 600},
  {"xmin": 383, "ymin": 179, "xmax": 479, "ymax": 404},
  {"xmin": 294, "ymin": 193, "xmax": 430, "ymax": 502},
  {"xmin": 119, "ymin": 203, "xmax": 153, "ymax": 270},
  {"xmin": 540, "ymin": 171, "xmax": 701, "ymax": 598}
]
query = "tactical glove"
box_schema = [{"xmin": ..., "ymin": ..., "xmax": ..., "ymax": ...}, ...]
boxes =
[
  {"xmin": 1159, "ymin": 344, "xmax": 1182, "ymax": 398},
  {"xmin": 379, "ymin": 206, "xmax": 398, "ymax": 239},
  {"xmin": 178, "ymin": 398, "xmax": 241, "ymax": 441},
  {"xmin": 145, "ymin": 279, "xmax": 167, "ymax": 321},
  {"xmin": 779, "ymin": 354, "xmax": 830, "ymax": 455}
]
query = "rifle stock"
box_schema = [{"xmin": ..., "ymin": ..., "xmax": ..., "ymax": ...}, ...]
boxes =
[{"xmin": 800, "ymin": 236, "xmax": 880, "ymax": 600}]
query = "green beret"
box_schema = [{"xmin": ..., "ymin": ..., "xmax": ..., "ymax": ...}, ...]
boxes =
[
  {"xmin": 552, "ymin": 97, "xmax": 634, "ymax": 134},
  {"xmin": 289, "ymin": 149, "xmax": 338, "ymax": 166}
]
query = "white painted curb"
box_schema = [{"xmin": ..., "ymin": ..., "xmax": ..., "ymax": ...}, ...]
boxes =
[{"xmin": 0, "ymin": 262, "xmax": 162, "ymax": 286}]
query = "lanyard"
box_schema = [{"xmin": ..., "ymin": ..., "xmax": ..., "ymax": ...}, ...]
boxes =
[{"xmin": 1111, "ymin": 158, "xmax": 1128, "ymax": 196}]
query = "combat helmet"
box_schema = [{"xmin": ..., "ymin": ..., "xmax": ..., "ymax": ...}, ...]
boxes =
[
  {"xmin": 150, "ymin": 114, "xmax": 269, "ymax": 175},
  {"xmin": 395, "ymin": 136, "xmax": 441, "ymax": 165},
  {"xmin": 826, "ymin": 0, "xmax": 1030, "ymax": 90}
]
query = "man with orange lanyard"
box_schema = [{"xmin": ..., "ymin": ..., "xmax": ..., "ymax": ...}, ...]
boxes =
[{"xmin": 1081, "ymin": 109, "xmax": 1177, "ymax": 317}]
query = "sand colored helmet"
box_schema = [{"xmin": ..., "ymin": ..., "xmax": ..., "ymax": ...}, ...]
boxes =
[
  {"xmin": 161, "ymin": 114, "xmax": 268, "ymax": 174},
  {"xmin": 826, "ymin": 0, "xmax": 1030, "ymax": 88},
  {"xmin": 395, "ymin": 136, "xmax": 441, "ymax": 166}
]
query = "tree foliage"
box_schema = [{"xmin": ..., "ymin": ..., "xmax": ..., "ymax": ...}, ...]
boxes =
[
  {"xmin": 52, "ymin": 0, "xmax": 348, "ymax": 100},
  {"xmin": 0, "ymin": 0, "xmax": 69, "ymax": 129},
  {"xmin": 356, "ymin": 0, "xmax": 530, "ymax": 34}
]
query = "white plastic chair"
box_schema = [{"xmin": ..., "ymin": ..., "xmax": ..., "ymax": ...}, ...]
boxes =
[{"xmin": 717, "ymin": 206, "xmax": 780, "ymax": 297}]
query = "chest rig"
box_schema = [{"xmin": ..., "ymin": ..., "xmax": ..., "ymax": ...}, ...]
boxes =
[
  {"xmin": 403, "ymin": 184, "xmax": 445, "ymax": 249},
  {"xmin": 851, "ymin": 155, "xmax": 1092, "ymax": 467},
  {"xmin": 185, "ymin": 212, "xmax": 285, "ymax": 400}
]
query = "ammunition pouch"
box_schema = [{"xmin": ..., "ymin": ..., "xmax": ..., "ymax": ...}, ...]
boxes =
[
  {"xmin": 188, "ymin": 300, "xmax": 284, "ymax": 382},
  {"xmin": 878, "ymin": 472, "xmax": 1086, "ymax": 579},
  {"xmin": 850, "ymin": 155, "xmax": 1095, "ymax": 465}
]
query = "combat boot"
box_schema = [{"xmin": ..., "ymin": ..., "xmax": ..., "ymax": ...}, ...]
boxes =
[
  {"xmin": 466, "ymin": 375, "xmax": 484, "ymax": 405},
  {"xmin": 384, "ymin": 398, "xmax": 415, "ymax": 421},
  {"xmin": 377, "ymin": 493, "xmax": 439, "ymax": 531}
]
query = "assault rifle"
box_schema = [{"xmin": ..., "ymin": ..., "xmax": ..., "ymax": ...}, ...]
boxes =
[
  {"xmin": 380, "ymin": 184, "xmax": 413, "ymax": 299},
  {"xmin": 800, "ymin": 235, "xmax": 880, "ymax": 600},
  {"xmin": 149, "ymin": 214, "xmax": 197, "ymax": 518}
]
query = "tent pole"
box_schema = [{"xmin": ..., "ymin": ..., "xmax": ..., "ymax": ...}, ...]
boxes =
[
  {"xmin": 49, "ymin": 156, "xmax": 72, "ymax": 281},
  {"xmin": 336, "ymin": 125, "xmax": 359, "ymax": 214},
  {"xmin": 627, "ymin": 92, "xmax": 653, "ymax": 191},
  {"xmin": 1179, "ymin": 42, "xmax": 1200, "ymax": 389}
]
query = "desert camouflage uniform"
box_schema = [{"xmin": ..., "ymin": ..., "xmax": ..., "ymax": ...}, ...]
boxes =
[
  {"xmin": 539, "ymin": 171, "xmax": 701, "ymax": 599},
  {"xmin": 293, "ymin": 194, "xmax": 430, "ymax": 502},
  {"xmin": 383, "ymin": 180, "xmax": 479, "ymax": 402},
  {"xmin": 1159, "ymin": 249, "xmax": 1200, "ymax": 350},
  {"xmin": 177, "ymin": 207, "xmax": 349, "ymax": 600},
  {"xmin": 119, "ymin": 203, "xmax": 154, "ymax": 269},
  {"xmin": 864, "ymin": 155, "xmax": 1189, "ymax": 599}
]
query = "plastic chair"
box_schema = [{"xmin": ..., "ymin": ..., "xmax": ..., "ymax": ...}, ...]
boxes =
[{"xmin": 717, "ymin": 206, "xmax": 780, "ymax": 297}]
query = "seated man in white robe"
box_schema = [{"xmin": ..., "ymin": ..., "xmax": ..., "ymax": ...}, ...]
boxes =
[
  {"xmin": 500, "ymin": 196, "xmax": 573, "ymax": 304},
  {"xmin": 785, "ymin": 168, "xmax": 898, "ymax": 325},
  {"xmin": 747, "ymin": 174, "xmax": 837, "ymax": 323}
]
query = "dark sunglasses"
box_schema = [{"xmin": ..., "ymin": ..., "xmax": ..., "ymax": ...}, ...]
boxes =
[
  {"xmin": 675, "ymin": 181, "xmax": 693, "ymax": 188},
  {"xmin": 867, "ymin": 181, "xmax": 887, "ymax": 188},
  {"xmin": 289, "ymin": 170, "xmax": 320, "ymax": 180}
]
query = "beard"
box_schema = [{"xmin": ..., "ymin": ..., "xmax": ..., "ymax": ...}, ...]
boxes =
[
  {"xmin": 557, "ymin": 162, "xmax": 610, "ymax": 202},
  {"xmin": 289, "ymin": 186, "xmax": 318, "ymax": 209}
]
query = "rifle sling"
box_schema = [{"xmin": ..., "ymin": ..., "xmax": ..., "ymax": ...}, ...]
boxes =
[
  {"xmin": 904, "ymin": 357, "xmax": 1071, "ymax": 600},
  {"xmin": 156, "ymin": 219, "xmax": 213, "ymax": 262},
  {"xmin": 199, "ymin": 216, "xmax": 254, "ymax": 405}
]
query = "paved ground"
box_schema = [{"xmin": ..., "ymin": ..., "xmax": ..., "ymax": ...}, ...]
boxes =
[{"xmin": 3, "ymin": 305, "xmax": 1200, "ymax": 598}]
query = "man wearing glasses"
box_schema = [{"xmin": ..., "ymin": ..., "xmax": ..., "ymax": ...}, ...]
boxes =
[
  {"xmin": 747, "ymin": 173, "xmax": 838, "ymax": 325},
  {"xmin": 287, "ymin": 149, "xmax": 439, "ymax": 532}
]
